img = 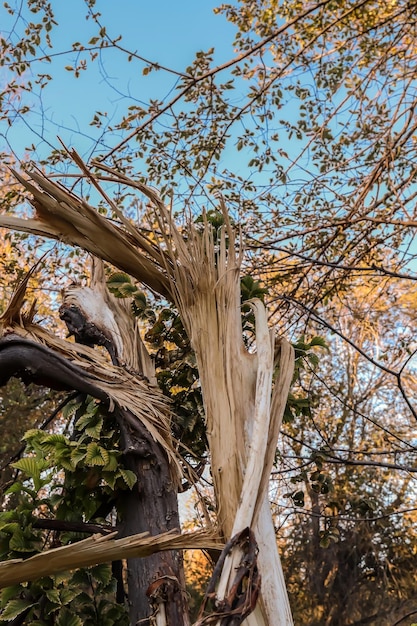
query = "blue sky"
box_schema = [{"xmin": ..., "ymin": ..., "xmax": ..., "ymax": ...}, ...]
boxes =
[
  {"xmin": 1, "ymin": 1, "xmax": 416, "ymax": 271},
  {"xmin": 0, "ymin": 1, "xmax": 239, "ymax": 160}
]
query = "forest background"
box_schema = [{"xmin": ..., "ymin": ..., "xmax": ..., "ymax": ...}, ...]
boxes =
[{"xmin": 0, "ymin": 1, "xmax": 417, "ymax": 625}]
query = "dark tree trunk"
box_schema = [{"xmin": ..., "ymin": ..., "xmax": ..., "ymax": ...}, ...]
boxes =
[
  {"xmin": 0, "ymin": 335, "xmax": 189, "ymax": 626},
  {"xmin": 120, "ymin": 421, "xmax": 189, "ymax": 625}
]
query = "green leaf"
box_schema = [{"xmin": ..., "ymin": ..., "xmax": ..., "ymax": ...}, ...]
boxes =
[
  {"xmin": 22, "ymin": 428, "xmax": 43, "ymax": 442},
  {"xmin": 85, "ymin": 398, "xmax": 100, "ymax": 415},
  {"xmin": 75, "ymin": 413, "xmax": 94, "ymax": 431},
  {"xmin": 59, "ymin": 587, "xmax": 81, "ymax": 605},
  {"xmin": 70, "ymin": 447, "xmax": 87, "ymax": 467},
  {"xmin": 240, "ymin": 275, "xmax": 268, "ymax": 302},
  {"xmin": 309, "ymin": 336, "xmax": 328, "ymax": 349},
  {"xmin": 132, "ymin": 291, "xmax": 148, "ymax": 316},
  {"xmin": 12, "ymin": 456, "xmax": 45, "ymax": 478},
  {"xmin": 102, "ymin": 471, "xmax": 117, "ymax": 489},
  {"xmin": 4, "ymin": 481, "xmax": 24, "ymax": 495},
  {"xmin": 9, "ymin": 529, "xmax": 39, "ymax": 552},
  {"xmin": 107, "ymin": 272, "xmax": 132, "ymax": 291},
  {"xmin": 90, "ymin": 563, "xmax": 113, "ymax": 586},
  {"xmin": 42, "ymin": 433, "xmax": 69, "ymax": 444},
  {"xmin": 307, "ymin": 353, "xmax": 320, "ymax": 367},
  {"xmin": 292, "ymin": 490, "xmax": 305, "ymax": 507},
  {"xmin": 103, "ymin": 453, "xmax": 118, "ymax": 472},
  {"xmin": 85, "ymin": 418, "xmax": 104, "ymax": 439},
  {"xmin": 86, "ymin": 442, "xmax": 109, "ymax": 466},
  {"xmin": 70, "ymin": 569, "xmax": 90, "ymax": 586},
  {"xmin": 118, "ymin": 282, "xmax": 137, "ymax": 296},
  {"xmin": 0, "ymin": 522, "xmax": 20, "ymax": 533},
  {"xmin": 0, "ymin": 598, "xmax": 35, "ymax": 620},
  {"xmin": 118, "ymin": 469, "xmax": 137, "ymax": 489},
  {"xmin": 53, "ymin": 571, "xmax": 71, "ymax": 585},
  {"xmin": 56, "ymin": 608, "xmax": 83, "ymax": 626},
  {"xmin": 45, "ymin": 588, "xmax": 61, "ymax": 604},
  {"xmin": 0, "ymin": 510, "xmax": 15, "ymax": 524},
  {"xmin": 41, "ymin": 434, "xmax": 70, "ymax": 450},
  {"xmin": 62, "ymin": 400, "xmax": 82, "ymax": 420},
  {"xmin": 0, "ymin": 585, "xmax": 24, "ymax": 608}
]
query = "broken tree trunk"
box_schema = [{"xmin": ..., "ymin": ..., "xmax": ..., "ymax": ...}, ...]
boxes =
[
  {"xmin": 0, "ymin": 267, "xmax": 190, "ymax": 625},
  {"xmin": 0, "ymin": 154, "xmax": 295, "ymax": 625},
  {"xmin": 59, "ymin": 259, "xmax": 189, "ymax": 622},
  {"xmin": 158, "ymin": 207, "xmax": 295, "ymax": 626}
]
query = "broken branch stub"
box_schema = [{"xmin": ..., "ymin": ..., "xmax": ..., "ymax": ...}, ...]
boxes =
[
  {"xmin": 60, "ymin": 257, "xmax": 157, "ymax": 381},
  {"xmin": 0, "ymin": 529, "xmax": 223, "ymax": 589}
]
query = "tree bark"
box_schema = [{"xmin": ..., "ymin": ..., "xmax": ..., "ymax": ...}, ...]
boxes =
[{"xmin": 119, "ymin": 419, "xmax": 189, "ymax": 625}]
